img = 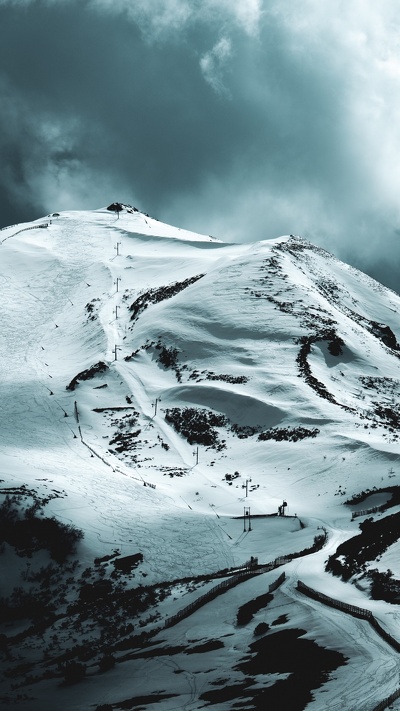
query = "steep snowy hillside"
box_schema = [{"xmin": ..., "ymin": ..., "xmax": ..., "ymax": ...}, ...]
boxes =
[{"xmin": 1, "ymin": 205, "xmax": 400, "ymax": 711}]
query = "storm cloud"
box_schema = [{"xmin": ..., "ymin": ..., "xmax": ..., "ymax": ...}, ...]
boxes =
[{"xmin": 1, "ymin": 1, "xmax": 400, "ymax": 291}]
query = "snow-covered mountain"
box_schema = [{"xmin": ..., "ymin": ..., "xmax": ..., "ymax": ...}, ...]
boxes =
[{"xmin": 1, "ymin": 205, "xmax": 400, "ymax": 710}]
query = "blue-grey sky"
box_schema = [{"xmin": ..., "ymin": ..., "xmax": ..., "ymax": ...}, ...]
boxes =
[{"xmin": 1, "ymin": 0, "xmax": 400, "ymax": 291}]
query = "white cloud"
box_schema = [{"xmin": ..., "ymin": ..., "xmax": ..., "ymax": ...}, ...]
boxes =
[
  {"xmin": 200, "ymin": 37, "xmax": 232, "ymax": 95},
  {"xmin": 90, "ymin": 0, "xmax": 191, "ymax": 38},
  {"xmin": 205, "ymin": 0, "xmax": 262, "ymax": 37},
  {"xmin": 96, "ymin": 0, "xmax": 262, "ymax": 38}
]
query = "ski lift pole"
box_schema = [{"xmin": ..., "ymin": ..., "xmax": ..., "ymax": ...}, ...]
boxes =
[
  {"xmin": 242, "ymin": 478, "xmax": 252, "ymax": 497},
  {"xmin": 244, "ymin": 506, "xmax": 251, "ymax": 532},
  {"xmin": 152, "ymin": 397, "xmax": 161, "ymax": 416},
  {"xmin": 193, "ymin": 447, "xmax": 199, "ymax": 466}
]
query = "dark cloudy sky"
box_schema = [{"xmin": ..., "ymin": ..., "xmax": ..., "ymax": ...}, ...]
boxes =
[{"xmin": 1, "ymin": 1, "xmax": 400, "ymax": 291}]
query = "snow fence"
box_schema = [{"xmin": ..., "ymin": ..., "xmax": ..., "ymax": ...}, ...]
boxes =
[
  {"xmin": 297, "ymin": 580, "xmax": 400, "ymax": 653},
  {"xmin": 164, "ymin": 570, "xmax": 286, "ymax": 629}
]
